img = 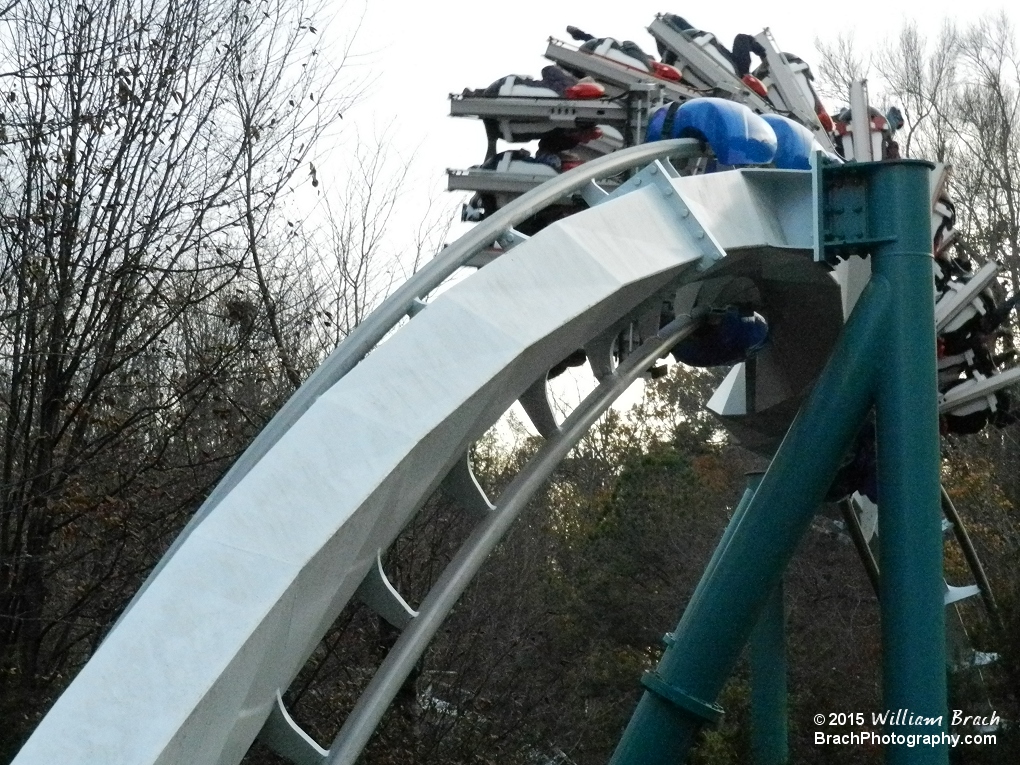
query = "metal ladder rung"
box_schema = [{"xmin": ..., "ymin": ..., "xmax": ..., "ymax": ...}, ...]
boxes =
[
  {"xmin": 259, "ymin": 690, "xmax": 328, "ymax": 765},
  {"xmin": 519, "ymin": 377, "xmax": 561, "ymax": 438},
  {"xmin": 440, "ymin": 452, "xmax": 496, "ymax": 519},
  {"xmin": 355, "ymin": 552, "xmax": 418, "ymax": 630}
]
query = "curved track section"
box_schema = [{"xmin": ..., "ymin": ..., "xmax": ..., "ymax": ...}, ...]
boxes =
[
  {"xmin": 114, "ymin": 140, "xmax": 704, "ymax": 623},
  {"xmin": 12, "ymin": 148, "xmax": 830, "ymax": 765}
]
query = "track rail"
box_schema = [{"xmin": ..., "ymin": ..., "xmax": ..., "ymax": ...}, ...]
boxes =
[
  {"xmin": 119, "ymin": 139, "xmax": 705, "ymax": 623},
  {"xmin": 324, "ymin": 312, "xmax": 704, "ymax": 765}
]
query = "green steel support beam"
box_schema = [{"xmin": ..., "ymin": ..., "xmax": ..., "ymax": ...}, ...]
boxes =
[
  {"xmin": 610, "ymin": 275, "xmax": 890, "ymax": 765},
  {"xmin": 869, "ymin": 161, "xmax": 948, "ymax": 764},
  {"xmin": 750, "ymin": 582, "xmax": 788, "ymax": 765},
  {"xmin": 611, "ymin": 159, "xmax": 946, "ymax": 765}
]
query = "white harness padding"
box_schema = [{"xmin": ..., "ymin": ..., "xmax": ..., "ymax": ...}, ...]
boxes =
[
  {"xmin": 495, "ymin": 154, "xmax": 558, "ymax": 177},
  {"xmin": 496, "ymin": 76, "xmax": 562, "ymax": 141},
  {"xmin": 592, "ymin": 37, "xmax": 650, "ymax": 72},
  {"xmin": 692, "ymin": 32, "xmax": 736, "ymax": 75},
  {"xmin": 497, "ymin": 75, "xmax": 559, "ymax": 99}
]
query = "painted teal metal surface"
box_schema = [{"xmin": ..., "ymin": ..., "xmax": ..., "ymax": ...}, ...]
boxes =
[
  {"xmin": 612, "ymin": 160, "xmax": 946, "ymax": 765},
  {"xmin": 868, "ymin": 161, "xmax": 947, "ymax": 765},
  {"xmin": 751, "ymin": 583, "xmax": 788, "ymax": 765}
]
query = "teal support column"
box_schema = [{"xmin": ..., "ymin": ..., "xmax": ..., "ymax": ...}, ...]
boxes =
[
  {"xmin": 869, "ymin": 161, "xmax": 948, "ymax": 764},
  {"xmin": 610, "ymin": 276, "xmax": 891, "ymax": 765},
  {"xmin": 610, "ymin": 159, "xmax": 945, "ymax": 765},
  {"xmin": 750, "ymin": 581, "xmax": 788, "ymax": 765}
]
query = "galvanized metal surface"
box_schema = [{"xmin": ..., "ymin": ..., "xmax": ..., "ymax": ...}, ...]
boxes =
[
  {"xmin": 116, "ymin": 138, "xmax": 705, "ymax": 629},
  {"xmin": 17, "ymin": 146, "xmax": 777, "ymax": 765},
  {"xmin": 450, "ymin": 94, "xmax": 629, "ymax": 124}
]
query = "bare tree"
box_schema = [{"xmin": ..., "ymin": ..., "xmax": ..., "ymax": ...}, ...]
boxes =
[
  {"xmin": 0, "ymin": 0, "xmax": 356, "ymax": 754},
  {"xmin": 949, "ymin": 14, "xmax": 1020, "ymax": 296},
  {"xmin": 301, "ymin": 134, "xmax": 457, "ymax": 351},
  {"xmin": 822, "ymin": 14, "xmax": 1020, "ymax": 292},
  {"xmin": 874, "ymin": 21, "xmax": 959, "ymax": 161},
  {"xmin": 815, "ymin": 31, "xmax": 870, "ymax": 104},
  {"xmin": 227, "ymin": 0, "xmax": 366, "ymax": 387}
]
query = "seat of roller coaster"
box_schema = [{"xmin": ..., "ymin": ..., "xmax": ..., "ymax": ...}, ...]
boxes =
[
  {"xmin": 671, "ymin": 305, "xmax": 769, "ymax": 368},
  {"xmin": 752, "ymin": 53, "xmax": 834, "ymax": 132},
  {"xmin": 460, "ymin": 146, "xmax": 584, "ymax": 230},
  {"xmin": 535, "ymin": 150, "xmax": 583, "ymax": 173},
  {"xmin": 940, "ymin": 274, "xmax": 1013, "ymax": 354},
  {"xmin": 935, "ymin": 271, "xmax": 1020, "ymax": 436},
  {"xmin": 833, "ymin": 105, "xmax": 898, "ymax": 133},
  {"xmin": 646, "ymin": 98, "xmax": 777, "ymax": 166},
  {"xmin": 568, "ymin": 124, "xmax": 624, "ymax": 162},
  {"xmin": 460, "ymin": 150, "xmax": 560, "ymax": 224},
  {"xmin": 751, "ymin": 49, "xmax": 814, "ymax": 85},
  {"xmin": 463, "ymin": 65, "xmax": 606, "ymax": 100},
  {"xmin": 461, "ymin": 190, "xmax": 581, "ymax": 235},
  {"xmin": 566, "ymin": 25, "xmax": 682, "ymax": 82},
  {"xmin": 943, "ymin": 388, "xmax": 1016, "ymax": 435},
  {"xmin": 656, "ymin": 15, "xmax": 731, "ymax": 73},
  {"xmin": 933, "ymin": 194, "xmax": 957, "ymax": 263},
  {"xmin": 477, "ymin": 149, "xmax": 560, "ymax": 174},
  {"xmin": 541, "ymin": 126, "xmax": 603, "ymax": 149},
  {"xmin": 482, "ymin": 116, "xmax": 610, "ymax": 159},
  {"xmin": 934, "ymin": 246, "xmax": 981, "ymax": 294},
  {"xmin": 656, "ymin": 14, "xmax": 768, "ymax": 83}
]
